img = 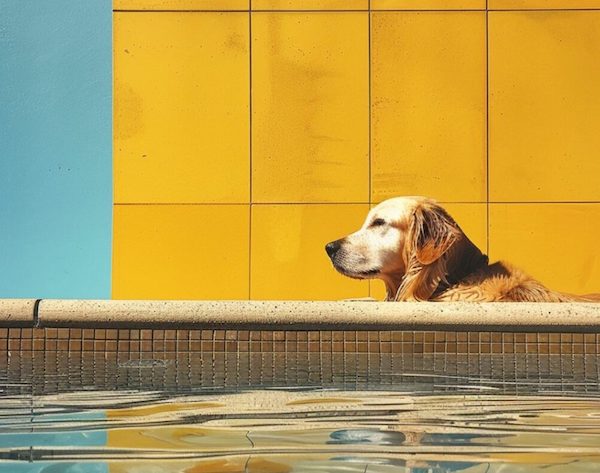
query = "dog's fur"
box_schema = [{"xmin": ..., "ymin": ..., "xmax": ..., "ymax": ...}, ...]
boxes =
[{"xmin": 325, "ymin": 196, "xmax": 599, "ymax": 302}]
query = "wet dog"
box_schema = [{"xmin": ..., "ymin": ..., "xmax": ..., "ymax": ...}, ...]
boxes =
[{"xmin": 326, "ymin": 196, "xmax": 599, "ymax": 302}]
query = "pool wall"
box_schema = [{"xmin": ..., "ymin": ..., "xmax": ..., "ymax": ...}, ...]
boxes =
[{"xmin": 2, "ymin": 299, "xmax": 600, "ymax": 397}]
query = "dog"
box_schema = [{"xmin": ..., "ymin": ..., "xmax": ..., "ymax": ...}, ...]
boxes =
[{"xmin": 325, "ymin": 196, "xmax": 599, "ymax": 302}]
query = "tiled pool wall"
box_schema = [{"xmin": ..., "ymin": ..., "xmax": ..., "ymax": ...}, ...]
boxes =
[
  {"xmin": 3, "ymin": 300, "xmax": 599, "ymax": 395},
  {"xmin": 3, "ymin": 326, "xmax": 600, "ymax": 397},
  {"xmin": 4, "ymin": 327, "xmax": 600, "ymax": 356}
]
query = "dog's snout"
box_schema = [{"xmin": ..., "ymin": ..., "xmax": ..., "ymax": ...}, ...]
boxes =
[{"xmin": 325, "ymin": 240, "xmax": 342, "ymax": 259}]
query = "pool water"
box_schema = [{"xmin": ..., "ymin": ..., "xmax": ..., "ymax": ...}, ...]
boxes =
[{"xmin": 1, "ymin": 347, "xmax": 600, "ymax": 472}]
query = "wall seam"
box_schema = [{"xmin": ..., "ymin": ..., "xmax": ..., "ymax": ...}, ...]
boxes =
[
  {"xmin": 368, "ymin": 0, "xmax": 372, "ymax": 298},
  {"xmin": 249, "ymin": 0, "xmax": 253, "ymax": 300},
  {"xmin": 486, "ymin": 0, "xmax": 491, "ymax": 257}
]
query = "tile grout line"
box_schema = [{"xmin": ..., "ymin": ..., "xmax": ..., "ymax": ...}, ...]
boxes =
[
  {"xmin": 249, "ymin": 0, "xmax": 253, "ymax": 301},
  {"xmin": 112, "ymin": 201, "xmax": 600, "ymax": 205},
  {"xmin": 112, "ymin": 8, "xmax": 600, "ymax": 13},
  {"xmin": 368, "ymin": 0, "xmax": 372, "ymax": 298},
  {"xmin": 486, "ymin": 0, "xmax": 490, "ymax": 257}
]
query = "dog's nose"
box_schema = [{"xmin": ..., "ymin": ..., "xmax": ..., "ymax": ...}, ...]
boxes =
[{"xmin": 325, "ymin": 240, "xmax": 341, "ymax": 259}]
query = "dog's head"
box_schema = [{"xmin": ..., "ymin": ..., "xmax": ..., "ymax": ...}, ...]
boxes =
[{"xmin": 325, "ymin": 196, "xmax": 486, "ymax": 301}]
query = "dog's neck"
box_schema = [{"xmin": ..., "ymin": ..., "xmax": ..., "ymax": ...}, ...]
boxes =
[
  {"xmin": 443, "ymin": 234, "xmax": 489, "ymax": 287},
  {"xmin": 383, "ymin": 273, "xmax": 406, "ymax": 301},
  {"xmin": 384, "ymin": 234, "xmax": 488, "ymax": 301}
]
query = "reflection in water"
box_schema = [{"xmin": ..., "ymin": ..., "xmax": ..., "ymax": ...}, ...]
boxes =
[{"xmin": 0, "ymin": 350, "xmax": 599, "ymax": 472}]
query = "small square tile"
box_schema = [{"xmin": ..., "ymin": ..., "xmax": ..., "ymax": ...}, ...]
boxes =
[
  {"xmin": 165, "ymin": 330, "xmax": 176, "ymax": 340},
  {"xmin": 57, "ymin": 328, "xmax": 69, "ymax": 339},
  {"xmin": 176, "ymin": 330, "xmax": 188, "ymax": 340}
]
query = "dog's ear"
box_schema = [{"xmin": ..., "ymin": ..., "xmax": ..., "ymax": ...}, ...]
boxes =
[
  {"xmin": 394, "ymin": 202, "xmax": 461, "ymax": 301},
  {"xmin": 408, "ymin": 203, "xmax": 460, "ymax": 265}
]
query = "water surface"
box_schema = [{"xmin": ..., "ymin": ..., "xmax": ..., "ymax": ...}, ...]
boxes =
[{"xmin": 1, "ymin": 350, "xmax": 599, "ymax": 472}]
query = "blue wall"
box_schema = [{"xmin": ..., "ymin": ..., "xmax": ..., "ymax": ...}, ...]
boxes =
[{"xmin": 0, "ymin": 1, "xmax": 112, "ymax": 298}]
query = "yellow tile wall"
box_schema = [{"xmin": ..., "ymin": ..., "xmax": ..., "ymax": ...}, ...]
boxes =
[
  {"xmin": 372, "ymin": 0, "xmax": 486, "ymax": 9},
  {"xmin": 114, "ymin": 0, "xmax": 250, "ymax": 10},
  {"xmin": 252, "ymin": 12, "xmax": 369, "ymax": 203},
  {"xmin": 112, "ymin": 205, "xmax": 250, "ymax": 299},
  {"xmin": 113, "ymin": 2, "xmax": 600, "ymax": 300},
  {"xmin": 114, "ymin": 12, "xmax": 250, "ymax": 204},
  {"xmin": 371, "ymin": 11, "xmax": 486, "ymax": 203},
  {"xmin": 489, "ymin": 204, "xmax": 600, "ymax": 295},
  {"xmin": 489, "ymin": 11, "xmax": 600, "ymax": 202},
  {"xmin": 251, "ymin": 204, "xmax": 370, "ymax": 299}
]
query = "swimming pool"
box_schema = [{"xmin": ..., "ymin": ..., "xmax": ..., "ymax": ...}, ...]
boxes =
[{"xmin": 1, "ymin": 300, "xmax": 600, "ymax": 472}]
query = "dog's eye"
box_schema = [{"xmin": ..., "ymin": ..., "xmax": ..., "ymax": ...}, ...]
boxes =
[{"xmin": 370, "ymin": 218, "xmax": 386, "ymax": 227}]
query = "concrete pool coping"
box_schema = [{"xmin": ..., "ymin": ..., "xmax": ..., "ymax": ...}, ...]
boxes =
[{"xmin": 1, "ymin": 299, "xmax": 600, "ymax": 332}]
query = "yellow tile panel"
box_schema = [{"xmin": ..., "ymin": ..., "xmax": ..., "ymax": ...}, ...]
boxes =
[
  {"xmin": 251, "ymin": 204, "xmax": 370, "ymax": 300},
  {"xmin": 114, "ymin": 13, "xmax": 249, "ymax": 203},
  {"xmin": 489, "ymin": 204, "xmax": 600, "ymax": 295},
  {"xmin": 108, "ymin": 426, "xmax": 251, "ymax": 450},
  {"xmin": 371, "ymin": 203, "xmax": 487, "ymax": 300},
  {"xmin": 371, "ymin": 12, "xmax": 486, "ymax": 203},
  {"xmin": 252, "ymin": 13, "xmax": 369, "ymax": 203},
  {"xmin": 112, "ymin": 205, "xmax": 249, "ymax": 299},
  {"xmin": 372, "ymin": 0, "xmax": 485, "ymax": 9},
  {"xmin": 253, "ymin": 0, "xmax": 367, "ymax": 9},
  {"xmin": 114, "ymin": 0, "xmax": 249, "ymax": 10},
  {"xmin": 490, "ymin": 0, "xmax": 600, "ymax": 9},
  {"xmin": 489, "ymin": 12, "xmax": 600, "ymax": 201},
  {"xmin": 110, "ymin": 459, "xmax": 248, "ymax": 473}
]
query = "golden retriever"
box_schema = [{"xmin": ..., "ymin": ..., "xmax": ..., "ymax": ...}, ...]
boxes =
[{"xmin": 326, "ymin": 196, "xmax": 599, "ymax": 302}]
